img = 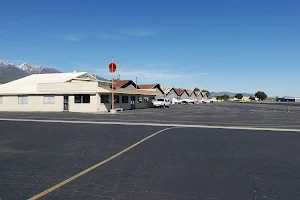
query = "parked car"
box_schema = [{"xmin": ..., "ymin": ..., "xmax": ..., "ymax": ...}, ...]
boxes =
[{"xmin": 152, "ymin": 98, "xmax": 170, "ymax": 108}]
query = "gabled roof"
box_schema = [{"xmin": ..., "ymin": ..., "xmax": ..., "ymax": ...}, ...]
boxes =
[
  {"xmin": 113, "ymin": 80, "xmax": 131, "ymax": 88},
  {"xmin": 187, "ymin": 90, "xmax": 195, "ymax": 96},
  {"xmin": 111, "ymin": 80, "xmax": 139, "ymax": 89},
  {"xmin": 175, "ymin": 88, "xmax": 186, "ymax": 96},
  {"xmin": 195, "ymin": 91, "xmax": 201, "ymax": 97},
  {"xmin": 0, "ymin": 72, "xmax": 102, "ymax": 94},
  {"xmin": 161, "ymin": 86, "xmax": 173, "ymax": 95},
  {"xmin": 137, "ymin": 84, "xmax": 157, "ymax": 89},
  {"xmin": 138, "ymin": 84, "xmax": 165, "ymax": 95}
]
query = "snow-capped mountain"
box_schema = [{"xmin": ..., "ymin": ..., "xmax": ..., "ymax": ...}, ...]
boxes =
[
  {"xmin": 18, "ymin": 63, "xmax": 60, "ymax": 74},
  {"xmin": 0, "ymin": 60, "xmax": 61, "ymax": 83}
]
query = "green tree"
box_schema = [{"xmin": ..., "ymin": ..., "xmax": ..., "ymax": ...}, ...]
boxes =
[
  {"xmin": 222, "ymin": 94, "xmax": 230, "ymax": 101},
  {"xmin": 249, "ymin": 96, "xmax": 256, "ymax": 101},
  {"xmin": 216, "ymin": 96, "xmax": 222, "ymax": 100},
  {"xmin": 202, "ymin": 90, "xmax": 210, "ymax": 97},
  {"xmin": 255, "ymin": 91, "xmax": 267, "ymax": 101},
  {"xmin": 194, "ymin": 87, "xmax": 200, "ymax": 92},
  {"xmin": 235, "ymin": 93, "xmax": 243, "ymax": 99}
]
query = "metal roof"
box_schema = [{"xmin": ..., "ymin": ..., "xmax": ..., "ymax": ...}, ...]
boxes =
[{"xmin": 0, "ymin": 72, "xmax": 95, "ymax": 94}]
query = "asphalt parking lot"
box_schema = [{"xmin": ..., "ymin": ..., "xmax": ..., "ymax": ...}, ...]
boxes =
[{"xmin": 1, "ymin": 102, "xmax": 300, "ymax": 199}]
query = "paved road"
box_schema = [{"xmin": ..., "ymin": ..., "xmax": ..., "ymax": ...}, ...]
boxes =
[
  {"xmin": 1, "ymin": 120, "xmax": 300, "ymax": 199},
  {"xmin": 1, "ymin": 102, "xmax": 300, "ymax": 129}
]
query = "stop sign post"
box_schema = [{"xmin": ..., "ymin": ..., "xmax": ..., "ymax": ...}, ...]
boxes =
[{"xmin": 109, "ymin": 57, "xmax": 117, "ymax": 111}]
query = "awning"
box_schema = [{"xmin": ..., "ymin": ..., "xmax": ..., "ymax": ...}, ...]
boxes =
[{"xmin": 99, "ymin": 87, "xmax": 160, "ymax": 96}]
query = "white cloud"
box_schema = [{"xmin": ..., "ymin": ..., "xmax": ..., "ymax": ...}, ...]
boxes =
[
  {"xmin": 90, "ymin": 67, "xmax": 208, "ymax": 89},
  {"xmin": 99, "ymin": 34, "xmax": 128, "ymax": 40},
  {"xmin": 62, "ymin": 33, "xmax": 82, "ymax": 41},
  {"xmin": 119, "ymin": 29, "xmax": 156, "ymax": 37}
]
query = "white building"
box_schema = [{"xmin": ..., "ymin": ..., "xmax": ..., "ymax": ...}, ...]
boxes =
[
  {"xmin": 187, "ymin": 90, "xmax": 196, "ymax": 100},
  {"xmin": 137, "ymin": 84, "xmax": 165, "ymax": 99},
  {"xmin": 0, "ymin": 72, "xmax": 158, "ymax": 113},
  {"xmin": 175, "ymin": 88, "xmax": 189, "ymax": 100},
  {"xmin": 161, "ymin": 86, "xmax": 179, "ymax": 104}
]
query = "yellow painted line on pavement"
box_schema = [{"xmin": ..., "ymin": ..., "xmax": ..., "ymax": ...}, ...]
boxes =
[{"xmin": 28, "ymin": 127, "xmax": 175, "ymax": 200}]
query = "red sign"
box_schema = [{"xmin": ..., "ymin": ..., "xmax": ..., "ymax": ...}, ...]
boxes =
[{"xmin": 109, "ymin": 62, "xmax": 117, "ymax": 73}]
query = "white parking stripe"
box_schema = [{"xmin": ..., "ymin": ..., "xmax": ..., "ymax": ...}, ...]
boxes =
[{"xmin": 0, "ymin": 118, "xmax": 299, "ymax": 132}]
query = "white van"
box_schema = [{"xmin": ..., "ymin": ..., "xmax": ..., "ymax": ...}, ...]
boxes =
[{"xmin": 152, "ymin": 98, "xmax": 170, "ymax": 108}]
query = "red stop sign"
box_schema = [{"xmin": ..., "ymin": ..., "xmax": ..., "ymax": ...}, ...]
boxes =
[{"xmin": 109, "ymin": 62, "xmax": 117, "ymax": 73}]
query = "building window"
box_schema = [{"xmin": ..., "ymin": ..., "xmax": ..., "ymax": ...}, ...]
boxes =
[
  {"xmin": 122, "ymin": 96, "xmax": 128, "ymax": 103},
  {"xmin": 74, "ymin": 94, "xmax": 90, "ymax": 103},
  {"xmin": 101, "ymin": 95, "xmax": 110, "ymax": 103},
  {"xmin": 138, "ymin": 96, "xmax": 143, "ymax": 103},
  {"xmin": 0, "ymin": 96, "xmax": 2, "ymax": 104},
  {"xmin": 18, "ymin": 95, "xmax": 28, "ymax": 104},
  {"xmin": 44, "ymin": 95, "xmax": 55, "ymax": 104},
  {"xmin": 144, "ymin": 96, "xmax": 149, "ymax": 103},
  {"xmin": 114, "ymin": 95, "xmax": 120, "ymax": 103}
]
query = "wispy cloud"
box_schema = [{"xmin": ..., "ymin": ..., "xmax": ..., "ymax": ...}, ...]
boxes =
[
  {"xmin": 119, "ymin": 29, "xmax": 157, "ymax": 37},
  {"xmin": 62, "ymin": 33, "xmax": 82, "ymax": 41},
  {"xmin": 99, "ymin": 34, "xmax": 128, "ymax": 40},
  {"xmin": 90, "ymin": 67, "xmax": 208, "ymax": 89}
]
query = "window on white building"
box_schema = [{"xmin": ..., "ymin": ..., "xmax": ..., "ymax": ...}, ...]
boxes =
[
  {"xmin": 18, "ymin": 95, "xmax": 28, "ymax": 104},
  {"xmin": 138, "ymin": 96, "xmax": 143, "ymax": 103},
  {"xmin": 44, "ymin": 95, "xmax": 55, "ymax": 104},
  {"xmin": 75, "ymin": 94, "xmax": 90, "ymax": 103},
  {"xmin": 122, "ymin": 96, "xmax": 129, "ymax": 103},
  {"xmin": 101, "ymin": 95, "xmax": 110, "ymax": 103},
  {"xmin": 0, "ymin": 96, "xmax": 2, "ymax": 104}
]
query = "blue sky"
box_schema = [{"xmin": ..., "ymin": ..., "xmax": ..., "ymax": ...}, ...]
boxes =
[{"xmin": 1, "ymin": 0, "xmax": 300, "ymax": 96}]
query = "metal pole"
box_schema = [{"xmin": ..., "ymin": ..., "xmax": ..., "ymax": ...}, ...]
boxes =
[
  {"xmin": 112, "ymin": 57, "xmax": 114, "ymax": 110},
  {"xmin": 135, "ymin": 76, "xmax": 137, "ymax": 89}
]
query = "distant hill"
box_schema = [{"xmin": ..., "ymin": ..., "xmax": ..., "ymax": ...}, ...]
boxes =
[
  {"xmin": 211, "ymin": 91, "xmax": 255, "ymax": 97},
  {"xmin": 19, "ymin": 63, "xmax": 60, "ymax": 74},
  {"xmin": 0, "ymin": 60, "xmax": 107, "ymax": 84},
  {"xmin": 0, "ymin": 61, "xmax": 60, "ymax": 84},
  {"xmin": 0, "ymin": 61, "xmax": 29, "ymax": 83},
  {"xmin": 95, "ymin": 75, "xmax": 109, "ymax": 81}
]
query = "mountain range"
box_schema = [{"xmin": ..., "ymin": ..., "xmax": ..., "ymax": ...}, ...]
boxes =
[
  {"xmin": 0, "ymin": 61, "xmax": 60, "ymax": 84},
  {"xmin": 211, "ymin": 91, "xmax": 255, "ymax": 97},
  {"xmin": 0, "ymin": 60, "xmax": 108, "ymax": 84}
]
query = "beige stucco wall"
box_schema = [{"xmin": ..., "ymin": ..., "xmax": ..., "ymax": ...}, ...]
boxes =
[
  {"xmin": 0, "ymin": 95, "xmax": 64, "ymax": 112},
  {"xmin": 0, "ymin": 93, "xmax": 154, "ymax": 113},
  {"xmin": 38, "ymin": 82, "xmax": 98, "ymax": 93}
]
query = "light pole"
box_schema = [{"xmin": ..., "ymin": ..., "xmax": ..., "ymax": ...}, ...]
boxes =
[{"xmin": 136, "ymin": 76, "xmax": 137, "ymax": 89}]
